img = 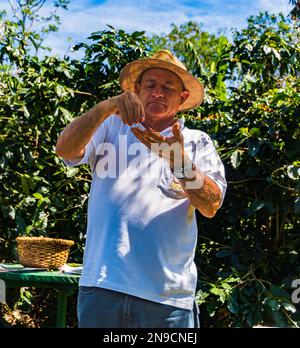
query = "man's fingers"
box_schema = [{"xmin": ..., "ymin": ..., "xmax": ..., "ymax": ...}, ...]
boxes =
[
  {"xmin": 145, "ymin": 129, "xmax": 166, "ymax": 143},
  {"xmin": 131, "ymin": 127, "xmax": 145, "ymax": 137},
  {"xmin": 116, "ymin": 92, "xmax": 144, "ymax": 125},
  {"xmin": 139, "ymin": 104, "xmax": 145, "ymax": 123},
  {"xmin": 131, "ymin": 128, "xmax": 151, "ymax": 148},
  {"xmin": 135, "ymin": 128, "xmax": 164, "ymax": 145},
  {"xmin": 117, "ymin": 100, "xmax": 128, "ymax": 125},
  {"xmin": 145, "ymin": 123, "xmax": 183, "ymax": 144},
  {"xmin": 171, "ymin": 122, "xmax": 183, "ymax": 142},
  {"xmin": 128, "ymin": 93, "xmax": 144, "ymax": 124},
  {"xmin": 132, "ymin": 128, "xmax": 153, "ymax": 145},
  {"xmin": 133, "ymin": 127, "xmax": 179, "ymax": 147},
  {"xmin": 127, "ymin": 92, "xmax": 145, "ymax": 124},
  {"xmin": 132, "ymin": 128, "xmax": 151, "ymax": 140},
  {"xmin": 139, "ymin": 103, "xmax": 145, "ymax": 122},
  {"xmin": 147, "ymin": 129, "xmax": 178, "ymax": 146},
  {"xmin": 132, "ymin": 127, "xmax": 184, "ymax": 165},
  {"xmin": 122, "ymin": 95, "xmax": 134, "ymax": 126}
]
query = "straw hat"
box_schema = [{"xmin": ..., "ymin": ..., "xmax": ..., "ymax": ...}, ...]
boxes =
[{"xmin": 119, "ymin": 50, "xmax": 204, "ymax": 111}]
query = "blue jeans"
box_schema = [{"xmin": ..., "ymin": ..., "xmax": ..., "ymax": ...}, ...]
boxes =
[{"xmin": 77, "ymin": 286, "xmax": 200, "ymax": 328}]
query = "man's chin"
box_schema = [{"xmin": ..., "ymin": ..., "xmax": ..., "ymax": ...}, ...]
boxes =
[{"xmin": 146, "ymin": 106, "xmax": 168, "ymax": 118}]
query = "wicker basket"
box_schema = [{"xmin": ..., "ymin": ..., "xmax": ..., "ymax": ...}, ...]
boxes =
[{"xmin": 16, "ymin": 237, "xmax": 75, "ymax": 269}]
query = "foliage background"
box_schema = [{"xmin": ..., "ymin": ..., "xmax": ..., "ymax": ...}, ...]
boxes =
[{"xmin": 0, "ymin": 0, "xmax": 299, "ymax": 328}]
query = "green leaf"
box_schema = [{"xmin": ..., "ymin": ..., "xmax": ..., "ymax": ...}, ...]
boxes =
[
  {"xmin": 20, "ymin": 176, "xmax": 30, "ymax": 195},
  {"xmin": 271, "ymin": 48, "xmax": 281, "ymax": 60},
  {"xmin": 55, "ymin": 84, "xmax": 65, "ymax": 98},
  {"xmin": 210, "ymin": 287, "xmax": 226, "ymax": 303},
  {"xmin": 20, "ymin": 174, "xmax": 36, "ymax": 195},
  {"xmin": 221, "ymin": 282, "xmax": 232, "ymax": 290},
  {"xmin": 16, "ymin": 214, "xmax": 26, "ymax": 233},
  {"xmin": 265, "ymin": 201, "xmax": 275, "ymax": 214},
  {"xmin": 132, "ymin": 31, "xmax": 145, "ymax": 39},
  {"xmin": 230, "ymin": 150, "xmax": 242, "ymax": 169},
  {"xmin": 250, "ymin": 127, "xmax": 260, "ymax": 137},
  {"xmin": 287, "ymin": 164, "xmax": 300, "ymax": 180},
  {"xmin": 244, "ymin": 74, "xmax": 256, "ymax": 83},
  {"xmin": 66, "ymin": 87, "xmax": 74, "ymax": 97},
  {"xmin": 270, "ymin": 285, "xmax": 291, "ymax": 298},
  {"xmin": 248, "ymin": 138, "xmax": 260, "ymax": 157},
  {"xmin": 63, "ymin": 69, "xmax": 72, "ymax": 79},
  {"xmin": 1, "ymin": 206, "xmax": 16, "ymax": 220},
  {"xmin": 267, "ymin": 299, "xmax": 281, "ymax": 311},
  {"xmin": 294, "ymin": 197, "xmax": 300, "ymax": 214},
  {"xmin": 23, "ymin": 105, "xmax": 30, "ymax": 118},
  {"xmin": 99, "ymin": 82, "xmax": 114, "ymax": 90},
  {"xmin": 66, "ymin": 167, "xmax": 78, "ymax": 178},
  {"xmin": 246, "ymin": 163, "xmax": 261, "ymax": 176},
  {"xmin": 225, "ymin": 277, "xmax": 240, "ymax": 283},
  {"xmin": 249, "ymin": 200, "xmax": 265, "ymax": 213},
  {"xmin": 206, "ymin": 301, "xmax": 217, "ymax": 317},
  {"xmin": 37, "ymin": 198, "xmax": 45, "ymax": 208},
  {"xmin": 210, "ymin": 60, "xmax": 216, "ymax": 73},
  {"xmin": 281, "ymin": 302, "xmax": 296, "ymax": 313},
  {"xmin": 33, "ymin": 192, "xmax": 44, "ymax": 199},
  {"xmin": 216, "ymin": 249, "xmax": 232, "ymax": 258},
  {"xmin": 60, "ymin": 107, "xmax": 73, "ymax": 122},
  {"xmin": 227, "ymin": 295, "xmax": 240, "ymax": 314},
  {"xmin": 195, "ymin": 289, "xmax": 209, "ymax": 305},
  {"xmin": 8, "ymin": 207, "xmax": 15, "ymax": 220},
  {"xmin": 263, "ymin": 45, "xmax": 272, "ymax": 54}
]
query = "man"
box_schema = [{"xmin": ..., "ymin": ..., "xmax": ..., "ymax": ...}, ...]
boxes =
[{"xmin": 56, "ymin": 50, "xmax": 227, "ymax": 328}]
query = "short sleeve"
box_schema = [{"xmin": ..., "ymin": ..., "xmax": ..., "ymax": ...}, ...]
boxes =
[
  {"xmin": 193, "ymin": 134, "xmax": 227, "ymax": 206},
  {"xmin": 62, "ymin": 116, "xmax": 113, "ymax": 168},
  {"xmin": 63, "ymin": 139, "xmax": 96, "ymax": 167}
]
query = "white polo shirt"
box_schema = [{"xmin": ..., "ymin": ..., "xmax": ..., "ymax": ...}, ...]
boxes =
[{"xmin": 64, "ymin": 115, "xmax": 227, "ymax": 310}]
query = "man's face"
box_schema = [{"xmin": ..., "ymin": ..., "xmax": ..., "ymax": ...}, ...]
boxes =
[{"xmin": 135, "ymin": 68, "xmax": 189, "ymax": 119}]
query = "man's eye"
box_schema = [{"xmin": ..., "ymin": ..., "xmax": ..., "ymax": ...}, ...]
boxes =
[{"xmin": 163, "ymin": 86, "xmax": 174, "ymax": 91}]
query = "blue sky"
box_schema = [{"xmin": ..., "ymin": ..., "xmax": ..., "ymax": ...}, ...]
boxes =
[{"xmin": 0, "ymin": 0, "xmax": 294, "ymax": 57}]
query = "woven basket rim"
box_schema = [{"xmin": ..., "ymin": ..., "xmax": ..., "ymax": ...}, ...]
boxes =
[{"xmin": 16, "ymin": 236, "xmax": 75, "ymax": 246}]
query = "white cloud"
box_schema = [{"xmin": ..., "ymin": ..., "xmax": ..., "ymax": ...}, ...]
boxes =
[
  {"xmin": 55, "ymin": 0, "xmax": 293, "ymax": 39},
  {"xmin": 0, "ymin": 0, "xmax": 294, "ymax": 58},
  {"xmin": 256, "ymin": 0, "xmax": 292, "ymax": 14},
  {"xmin": 43, "ymin": 33, "xmax": 73, "ymax": 57},
  {"xmin": 41, "ymin": 0, "xmax": 196, "ymax": 56},
  {"xmin": 0, "ymin": 0, "xmax": 12, "ymax": 12},
  {"xmin": 57, "ymin": 0, "xmax": 190, "ymax": 35}
]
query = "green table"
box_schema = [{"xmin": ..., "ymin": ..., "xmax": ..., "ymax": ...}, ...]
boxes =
[{"xmin": 0, "ymin": 269, "xmax": 80, "ymax": 328}]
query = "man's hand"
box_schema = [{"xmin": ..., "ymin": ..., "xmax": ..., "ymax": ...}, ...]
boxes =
[
  {"xmin": 131, "ymin": 122, "xmax": 188, "ymax": 170},
  {"xmin": 132, "ymin": 122, "xmax": 222, "ymax": 218},
  {"xmin": 110, "ymin": 92, "xmax": 145, "ymax": 126}
]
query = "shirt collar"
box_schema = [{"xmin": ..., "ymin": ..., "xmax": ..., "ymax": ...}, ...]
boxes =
[{"xmin": 160, "ymin": 117, "xmax": 185, "ymax": 136}]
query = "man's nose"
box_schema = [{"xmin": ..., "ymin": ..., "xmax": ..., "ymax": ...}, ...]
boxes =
[{"xmin": 151, "ymin": 85, "xmax": 164, "ymax": 97}]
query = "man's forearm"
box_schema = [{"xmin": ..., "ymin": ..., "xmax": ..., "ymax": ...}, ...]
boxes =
[
  {"xmin": 55, "ymin": 99, "xmax": 114, "ymax": 160},
  {"xmin": 172, "ymin": 152, "xmax": 222, "ymax": 218},
  {"xmin": 181, "ymin": 170, "xmax": 222, "ymax": 218}
]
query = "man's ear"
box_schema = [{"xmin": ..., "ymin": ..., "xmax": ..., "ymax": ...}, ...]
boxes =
[{"xmin": 180, "ymin": 90, "xmax": 189, "ymax": 104}]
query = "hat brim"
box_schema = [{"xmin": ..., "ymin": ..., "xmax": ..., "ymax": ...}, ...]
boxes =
[{"xmin": 119, "ymin": 58, "xmax": 204, "ymax": 111}]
